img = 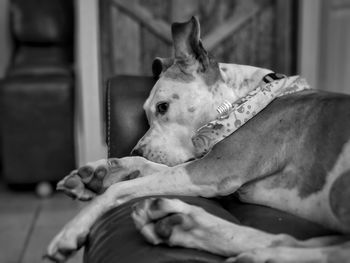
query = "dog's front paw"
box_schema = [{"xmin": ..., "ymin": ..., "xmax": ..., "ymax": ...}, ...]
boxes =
[
  {"xmin": 45, "ymin": 223, "xmax": 88, "ymax": 262},
  {"xmin": 57, "ymin": 158, "xmax": 146, "ymax": 201},
  {"xmin": 56, "ymin": 170, "xmax": 96, "ymax": 201},
  {"xmin": 57, "ymin": 159, "xmax": 113, "ymax": 201},
  {"xmin": 132, "ymin": 198, "xmax": 197, "ymax": 246}
]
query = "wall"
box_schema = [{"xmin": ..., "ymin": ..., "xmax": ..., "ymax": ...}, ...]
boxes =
[
  {"xmin": 299, "ymin": 0, "xmax": 350, "ymax": 94},
  {"xmin": 0, "ymin": 0, "xmax": 11, "ymax": 77},
  {"xmin": 75, "ymin": 0, "xmax": 107, "ymax": 165}
]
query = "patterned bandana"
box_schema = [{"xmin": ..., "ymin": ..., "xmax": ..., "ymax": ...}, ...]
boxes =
[{"xmin": 191, "ymin": 74, "xmax": 311, "ymax": 157}]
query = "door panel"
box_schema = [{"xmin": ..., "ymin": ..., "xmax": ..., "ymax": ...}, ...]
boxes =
[{"xmin": 100, "ymin": 0, "xmax": 297, "ymax": 82}]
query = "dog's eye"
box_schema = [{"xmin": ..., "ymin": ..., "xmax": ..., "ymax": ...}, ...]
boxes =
[{"xmin": 156, "ymin": 102, "xmax": 169, "ymax": 115}]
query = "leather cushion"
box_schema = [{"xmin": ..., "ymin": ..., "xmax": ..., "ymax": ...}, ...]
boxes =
[
  {"xmin": 85, "ymin": 196, "xmax": 336, "ymax": 263},
  {"xmin": 8, "ymin": 46, "xmax": 72, "ymax": 77},
  {"xmin": 106, "ymin": 76, "xmax": 155, "ymax": 157},
  {"xmin": 1, "ymin": 75, "xmax": 75, "ymax": 184},
  {"xmin": 85, "ymin": 196, "xmax": 237, "ymax": 263}
]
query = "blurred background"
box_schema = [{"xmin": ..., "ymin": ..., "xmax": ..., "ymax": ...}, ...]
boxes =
[
  {"xmin": 0, "ymin": 0, "xmax": 349, "ymax": 262},
  {"xmin": 0, "ymin": 0, "xmax": 349, "ymax": 169}
]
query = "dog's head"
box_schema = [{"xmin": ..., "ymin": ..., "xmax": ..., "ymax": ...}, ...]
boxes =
[{"xmin": 132, "ymin": 17, "xmax": 231, "ymax": 166}]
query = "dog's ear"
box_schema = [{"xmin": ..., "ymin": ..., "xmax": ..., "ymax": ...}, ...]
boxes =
[
  {"xmin": 171, "ymin": 16, "xmax": 209, "ymax": 71},
  {"xmin": 152, "ymin": 57, "xmax": 174, "ymax": 78}
]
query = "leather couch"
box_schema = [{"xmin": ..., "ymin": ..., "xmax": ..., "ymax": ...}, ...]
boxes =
[
  {"xmin": 84, "ymin": 76, "xmax": 337, "ymax": 263},
  {"xmin": 1, "ymin": 0, "xmax": 75, "ymax": 186}
]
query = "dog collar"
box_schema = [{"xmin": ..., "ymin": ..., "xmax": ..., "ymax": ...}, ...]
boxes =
[{"xmin": 192, "ymin": 74, "xmax": 311, "ymax": 157}]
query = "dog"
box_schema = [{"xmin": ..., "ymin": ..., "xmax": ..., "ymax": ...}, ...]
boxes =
[{"xmin": 46, "ymin": 17, "xmax": 350, "ymax": 262}]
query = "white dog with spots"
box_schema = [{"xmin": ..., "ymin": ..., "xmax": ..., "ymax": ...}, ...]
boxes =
[{"xmin": 46, "ymin": 17, "xmax": 350, "ymax": 262}]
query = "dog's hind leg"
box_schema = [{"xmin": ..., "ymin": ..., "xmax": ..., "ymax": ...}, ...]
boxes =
[
  {"xmin": 132, "ymin": 198, "xmax": 350, "ymax": 263},
  {"xmin": 329, "ymin": 170, "xmax": 350, "ymax": 233},
  {"xmin": 132, "ymin": 197, "xmax": 298, "ymax": 256},
  {"xmin": 227, "ymin": 241, "xmax": 350, "ymax": 263},
  {"xmin": 56, "ymin": 157, "xmax": 168, "ymax": 200}
]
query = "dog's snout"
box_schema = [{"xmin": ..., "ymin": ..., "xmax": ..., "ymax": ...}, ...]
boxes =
[{"xmin": 131, "ymin": 147, "xmax": 144, "ymax": 156}]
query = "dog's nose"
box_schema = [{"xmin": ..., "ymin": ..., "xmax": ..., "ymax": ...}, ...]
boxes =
[{"xmin": 131, "ymin": 147, "xmax": 143, "ymax": 156}]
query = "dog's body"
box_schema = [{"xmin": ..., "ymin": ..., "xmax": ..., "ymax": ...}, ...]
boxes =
[{"xmin": 47, "ymin": 17, "xmax": 350, "ymax": 262}]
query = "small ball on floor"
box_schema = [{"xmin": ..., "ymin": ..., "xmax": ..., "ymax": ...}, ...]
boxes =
[{"xmin": 36, "ymin": 181, "xmax": 53, "ymax": 198}]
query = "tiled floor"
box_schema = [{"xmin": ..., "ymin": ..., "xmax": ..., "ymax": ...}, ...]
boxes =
[{"xmin": 0, "ymin": 184, "xmax": 84, "ymax": 263}]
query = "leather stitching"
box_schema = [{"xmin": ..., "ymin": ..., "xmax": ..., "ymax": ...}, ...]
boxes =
[{"xmin": 107, "ymin": 80, "xmax": 111, "ymax": 158}]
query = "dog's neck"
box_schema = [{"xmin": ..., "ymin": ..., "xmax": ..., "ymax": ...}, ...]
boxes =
[
  {"xmin": 218, "ymin": 63, "xmax": 273, "ymax": 101},
  {"xmin": 197, "ymin": 63, "xmax": 273, "ymax": 129}
]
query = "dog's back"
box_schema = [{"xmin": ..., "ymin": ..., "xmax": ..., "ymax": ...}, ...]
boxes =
[{"xmin": 195, "ymin": 90, "xmax": 350, "ymax": 232}]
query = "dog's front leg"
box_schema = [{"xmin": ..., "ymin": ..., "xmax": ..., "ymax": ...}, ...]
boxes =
[
  {"xmin": 56, "ymin": 157, "xmax": 168, "ymax": 201},
  {"xmin": 46, "ymin": 162, "xmax": 239, "ymax": 262}
]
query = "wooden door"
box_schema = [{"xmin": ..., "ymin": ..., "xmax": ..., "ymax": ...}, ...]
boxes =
[{"xmin": 100, "ymin": 0, "xmax": 297, "ymax": 83}]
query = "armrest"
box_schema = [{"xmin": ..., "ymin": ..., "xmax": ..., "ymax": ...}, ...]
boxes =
[{"xmin": 106, "ymin": 75, "xmax": 155, "ymax": 157}]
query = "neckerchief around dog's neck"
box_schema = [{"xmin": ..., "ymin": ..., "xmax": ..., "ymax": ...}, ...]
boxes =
[{"xmin": 191, "ymin": 74, "xmax": 311, "ymax": 157}]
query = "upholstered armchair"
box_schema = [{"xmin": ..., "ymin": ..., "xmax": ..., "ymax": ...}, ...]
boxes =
[
  {"xmin": 83, "ymin": 75, "xmax": 336, "ymax": 263},
  {"xmin": 1, "ymin": 0, "xmax": 75, "ymax": 187}
]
